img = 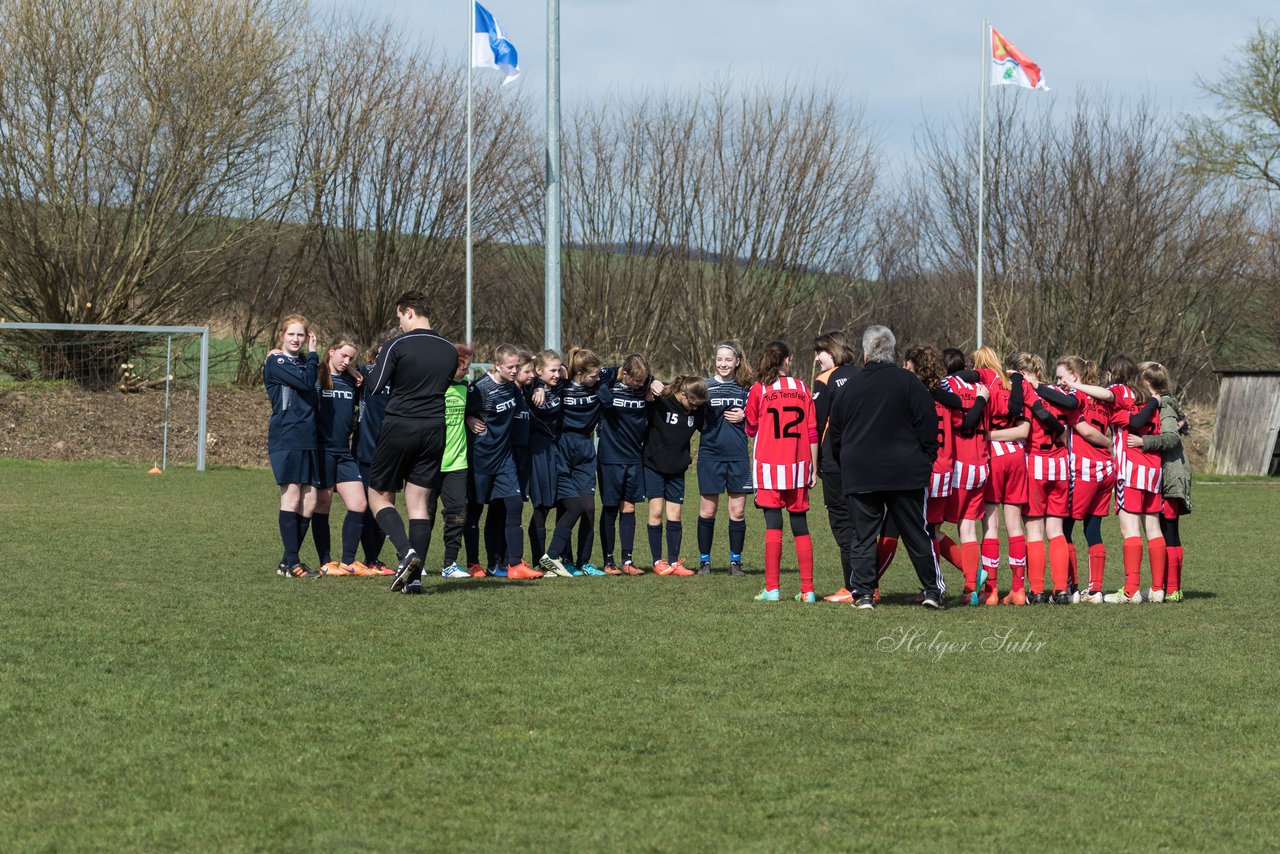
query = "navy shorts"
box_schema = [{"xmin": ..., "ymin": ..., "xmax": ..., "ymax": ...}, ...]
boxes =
[
  {"xmin": 643, "ymin": 467, "xmax": 685, "ymax": 504},
  {"xmin": 527, "ymin": 435, "xmax": 560, "ymax": 508},
  {"xmin": 556, "ymin": 432, "xmax": 597, "ymax": 498},
  {"xmin": 269, "ymin": 449, "xmax": 319, "ymax": 487},
  {"xmin": 318, "ymin": 451, "xmax": 363, "ymax": 489},
  {"xmin": 696, "ymin": 457, "xmax": 755, "ymax": 495},
  {"xmin": 473, "ymin": 463, "xmax": 522, "ymax": 504},
  {"xmin": 598, "ymin": 462, "xmax": 645, "ymax": 506}
]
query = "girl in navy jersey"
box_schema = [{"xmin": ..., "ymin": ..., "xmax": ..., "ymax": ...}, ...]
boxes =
[
  {"xmin": 644, "ymin": 376, "xmax": 709, "ymax": 576},
  {"xmin": 526, "ymin": 350, "xmax": 566, "ymax": 572},
  {"xmin": 313, "ymin": 334, "xmax": 371, "ymax": 576},
  {"xmin": 354, "ymin": 333, "xmax": 396, "ymax": 576},
  {"xmin": 265, "ymin": 315, "xmax": 319, "ymax": 578},
  {"xmin": 539, "ymin": 347, "xmax": 604, "ymax": 576},
  {"xmin": 597, "ymin": 353, "xmax": 657, "ymax": 576},
  {"xmin": 697, "ymin": 343, "xmax": 754, "ymax": 576}
]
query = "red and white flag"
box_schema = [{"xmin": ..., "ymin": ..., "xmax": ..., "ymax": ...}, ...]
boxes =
[{"xmin": 991, "ymin": 28, "xmax": 1049, "ymax": 91}]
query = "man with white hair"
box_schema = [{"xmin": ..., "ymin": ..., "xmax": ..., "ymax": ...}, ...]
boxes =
[{"xmin": 825, "ymin": 325, "xmax": 944, "ymax": 609}]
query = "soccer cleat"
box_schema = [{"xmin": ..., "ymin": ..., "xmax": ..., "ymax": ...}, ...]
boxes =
[
  {"xmin": 1051, "ymin": 590, "xmax": 1072, "ymax": 605},
  {"xmin": 441, "ymin": 563, "xmax": 471, "ymax": 579},
  {"xmin": 1002, "ymin": 588, "xmax": 1027, "ymax": 606},
  {"xmin": 467, "ymin": 563, "xmax": 487, "ymax": 578},
  {"xmin": 824, "ymin": 588, "xmax": 854, "ymax": 603},
  {"xmin": 506, "ymin": 562, "xmax": 544, "ymax": 580},
  {"xmin": 1079, "ymin": 589, "xmax": 1104, "ymax": 604},
  {"xmin": 1029, "ymin": 592, "xmax": 1051, "ymax": 605},
  {"xmin": 728, "ymin": 560, "xmax": 745, "ymax": 577},
  {"xmin": 490, "ymin": 567, "xmax": 509, "ymax": 578},
  {"xmin": 603, "ymin": 559, "xmax": 623, "ymax": 575},
  {"xmin": 908, "ymin": 590, "xmax": 927, "ymax": 605},
  {"xmin": 753, "ymin": 588, "xmax": 780, "ymax": 602},
  {"xmin": 979, "ymin": 588, "xmax": 1000, "ymax": 606},
  {"xmin": 1148, "ymin": 590, "xmax": 1165, "ymax": 604},
  {"xmin": 698, "ymin": 560, "xmax": 712, "ymax": 575},
  {"xmin": 538, "ymin": 554, "xmax": 574, "ymax": 578},
  {"xmin": 1166, "ymin": 590, "xmax": 1184, "ymax": 603},
  {"xmin": 621, "ymin": 560, "xmax": 645, "ymax": 576},
  {"xmin": 280, "ymin": 562, "xmax": 317, "ymax": 579},
  {"xmin": 564, "ymin": 562, "xmax": 584, "ymax": 577},
  {"xmin": 853, "ymin": 594, "xmax": 875, "ymax": 610},
  {"xmin": 402, "ymin": 579, "xmax": 424, "ymax": 595},
  {"xmin": 669, "ymin": 560, "xmax": 695, "ymax": 577},
  {"xmin": 580, "ymin": 562, "xmax": 607, "ymax": 576},
  {"xmin": 921, "ymin": 593, "xmax": 944, "ymax": 610},
  {"xmin": 794, "ymin": 591, "xmax": 816, "ymax": 604},
  {"xmin": 319, "ymin": 560, "xmax": 347, "ymax": 576},
  {"xmin": 276, "ymin": 561, "xmax": 288, "ymax": 576},
  {"xmin": 1103, "ymin": 588, "xmax": 1143, "ymax": 604},
  {"xmin": 653, "ymin": 560, "xmax": 674, "ymax": 576},
  {"xmin": 345, "ymin": 562, "xmax": 377, "ymax": 576},
  {"xmin": 366, "ymin": 560, "xmax": 395, "ymax": 576},
  {"xmin": 389, "ymin": 549, "xmax": 423, "ymax": 593}
]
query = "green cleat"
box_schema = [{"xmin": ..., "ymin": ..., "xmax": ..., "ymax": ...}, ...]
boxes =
[
  {"xmin": 794, "ymin": 591, "xmax": 816, "ymax": 604},
  {"xmin": 754, "ymin": 588, "xmax": 780, "ymax": 602}
]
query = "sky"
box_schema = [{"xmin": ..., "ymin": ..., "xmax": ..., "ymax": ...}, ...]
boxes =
[{"xmin": 326, "ymin": 0, "xmax": 1275, "ymax": 176}]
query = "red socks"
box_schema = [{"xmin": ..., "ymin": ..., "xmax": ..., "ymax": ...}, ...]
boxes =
[
  {"xmin": 937, "ymin": 535, "xmax": 963, "ymax": 570},
  {"xmin": 1067, "ymin": 543, "xmax": 1079, "ymax": 588},
  {"xmin": 1008, "ymin": 535, "xmax": 1027, "ymax": 592},
  {"xmin": 1027, "ymin": 538, "xmax": 1046, "ymax": 595},
  {"xmin": 980, "ymin": 538, "xmax": 1000, "ymax": 589},
  {"xmin": 795, "ymin": 534, "xmax": 814, "ymax": 594},
  {"xmin": 961, "ymin": 541, "xmax": 981, "ymax": 594},
  {"xmin": 876, "ymin": 536, "xmax": 898, "ymax": 583},
  {"xmin": 1088, "ymin": 544, "xmax": 1107, "ymax": 594},
  {"xmin": 1123, "ymin": 537, "xmax": 1143, "ymax": 596},
  {"xmin": 764, "ymin": 529, "xmax": 782, "ymax": 591},
  {"xmin": 1167, "ymin": 545, "xmax": 1184, "ymax": 593},
  {"xmin": 1048, "ymin": 535, "xmax": 1069, "ymax": 593},
  {"xmin": 1148, "ymin": 536, "xmax": 1167, "ymax": 592}
]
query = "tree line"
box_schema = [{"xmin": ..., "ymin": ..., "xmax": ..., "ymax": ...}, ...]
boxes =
[{"xmin": 0, "ymin": 0, "xmax": 1275, "ymax": 393}]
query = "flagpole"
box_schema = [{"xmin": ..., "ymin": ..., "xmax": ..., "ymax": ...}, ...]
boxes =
[
  {"xmin": 466, "ymin": 0, "xmax": 475, "ymax": 349},
  {"xmin": 976, "ymin": 18, "xmax": 987, "ymax": 349},
  {"xmin": 545, "ymin": 0, "xmax": 561, "ymax": 353}
]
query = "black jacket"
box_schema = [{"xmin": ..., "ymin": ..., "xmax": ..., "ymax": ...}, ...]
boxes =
[{"xmin": 826, "ymin": 361, "xmax": 940, "ymax": 493}]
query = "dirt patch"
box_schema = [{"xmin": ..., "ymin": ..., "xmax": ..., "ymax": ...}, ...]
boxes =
[
  {"xmin": 0, "ymin": 384, "xmax": 269, "ymax": 468},
  {"xmin": 0, "ymin": 383, "xmax": 1221, "ymax": 474}
]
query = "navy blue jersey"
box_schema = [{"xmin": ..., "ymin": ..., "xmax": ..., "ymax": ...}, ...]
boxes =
[
  {"xmin": 317, "ymin": 371, "xmax": 359, "ymax": 452},
  {"xmin": 559, "ymin": 379, "xmax": 602, "ymax": 435},
  {"xmin": 597, "ymin": 366, "xmax": 650, "ymax": 464},
  {"xmin": 512, "ymin": 385, "xmax": 532, "ymax": 450},
  {"xmin": 354, "ymin": 362, "xmax": 390, "ymax": 463},
  {"xmin": 528, "ymin": 379, "xmax": 563, "ymax": 440},
  {"xmin": 699, "ymin": 376, "xmax": 751, "ymax": 462},
  {"xmin": 467, "ymin": 373, "xmax": 521, "ymax": 474},
  {"xmin": 264, "ymin": 351, "xmax": 319, "ymax": 452},
  {"xmin": 643, "ymin": 395, "xmax": 704, "ymax": 475}
]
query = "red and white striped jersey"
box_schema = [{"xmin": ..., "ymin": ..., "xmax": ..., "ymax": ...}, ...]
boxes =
[
  {"xmin": 943, "ymin": 375, "xmax": 990, "ymax": 490},
  {"xmin": 744, "ymin": 375, "xmax": 818, "ymax": 491},
  {"xmin": 1110, "ymin": 384, "xmax": 1163, "ymax": 495},
  {"xmin": 931, "ymin": 397, "xmax": 954, "ymax": 478},
  {"xmin": 989, "ymin": 380, "xmax": 1030, "ymax": 457},
  {"xmin": 1027, "ymin": 383, "xmax": 1078, "ymax": 482},
  {"xmin": 1070, "ymin": 390, "xmax": 1114, "ymax": 481}
]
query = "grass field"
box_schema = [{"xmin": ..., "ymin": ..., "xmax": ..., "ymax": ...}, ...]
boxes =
[{"xmin": 2, "ymin": 459, "xmax": 1277, "ymax": 852}]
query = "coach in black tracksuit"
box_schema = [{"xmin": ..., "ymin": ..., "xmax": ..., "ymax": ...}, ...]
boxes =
[{"xmin": 825, "ymin": 325, "xmax": 944, "ymax": 608}]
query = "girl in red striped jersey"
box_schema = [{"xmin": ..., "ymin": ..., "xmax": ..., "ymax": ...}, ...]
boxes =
[
  {"xmin": 970, "ymin": 347, "xmax": 1031, "ymax": 606},
  {"xmin": 1010, "ymin": 353, "xmax": 1081, "ymax": 605},
  {"xmin": 1067, "ymin": 355, "xmax": 1164, "ymax": 603},
  {"xmin": 939, "ymin": 348, "xmax": 992, "ymax": 603},
  {"xmin": 1055, "ymin": 356, "xmax": 1115, "ymax": 602},
  {"xmin": 744, "ymin": 341, "xmax": 819, "ymax": 603}
]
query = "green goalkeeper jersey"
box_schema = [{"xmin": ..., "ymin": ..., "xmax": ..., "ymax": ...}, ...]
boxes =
[{"xmin": 443, "ymin": 382, "xmax": 468, "ymax": 473}]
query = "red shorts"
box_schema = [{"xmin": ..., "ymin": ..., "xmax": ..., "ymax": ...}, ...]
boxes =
[
  {"xmin": 1071, "ymin": 473, "xmax": 1114, "ymax": 520},
  {"xmin": 926, "ymin": 494, "xmax": 947, "ymax": 525},
  {"xmin": 1118, "ymin": 486, "xmax": 1163, "ymax": 515},
  {"xmin": 1028, "ymin": 477, "xmax": 1070, "ymax": 518},
  {"xmin": 944, "ymin": 486, "xmax": 986, "ymax": 523},
  {"xmin": 1162, "ymin": 497, "xmax": 1189, "ymax": 519},
  {"xmin": 755, "ymin": 487, "xmax": 809, "ymax": 513},
  {"xmin": 984, "ymin": 451, "xmax": 1028, "ymax": 505}
]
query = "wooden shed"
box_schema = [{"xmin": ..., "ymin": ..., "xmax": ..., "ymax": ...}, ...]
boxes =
[{"xmin": 1209, "ymin": 371, "xmax": 1280, "ymax": 476}]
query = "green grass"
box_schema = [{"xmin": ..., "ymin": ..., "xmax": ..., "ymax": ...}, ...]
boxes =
[{"xmin": 2, "ymin": 459, "xmax": 1277, "ymax": 851}]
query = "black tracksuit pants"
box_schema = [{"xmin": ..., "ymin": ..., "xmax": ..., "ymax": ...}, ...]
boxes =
[
  {"xmin": 846, "ymin": 488, "xmax": 944, "ymax": 598},
  {"xmin": 822, "ymin": 470, "xmax": 854, "ymax": 589}
]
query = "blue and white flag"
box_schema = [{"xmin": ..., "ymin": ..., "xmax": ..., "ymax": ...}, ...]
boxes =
[{"xmin": 473, "ymin": 2, "xmax": 520, "ymax": 85}]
